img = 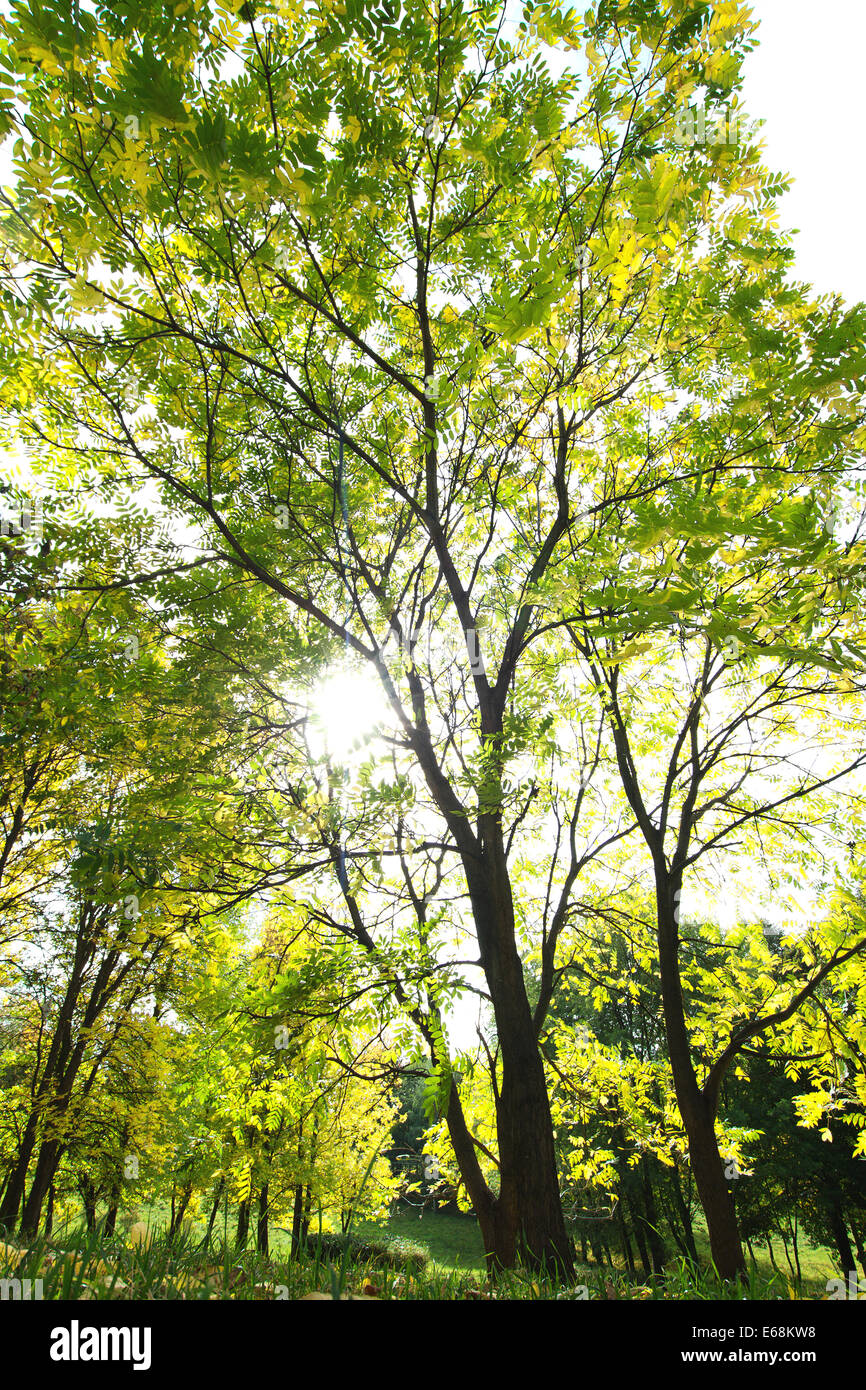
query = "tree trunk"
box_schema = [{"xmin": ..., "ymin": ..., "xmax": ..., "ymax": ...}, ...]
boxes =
[
  {"xmin": 848, "ymin": 1217, "xmax": 866, "ymax": 1281},
  {"xmin": 0, "ymin": 1112, "xmax": 40, "ymax": 1230},
  {"xmin": 618, "ymin": 1198, "xmax": 637, "ymax": 1274},
  {"xmin": 670, "ymin": 1161, "xmax": 699, "ymax": 1264},
  {"xmin": 627, "ymin": 1194, "xmax": 652, "ymax": 1279},
  {"xmin": 656, "ymin": 875, "xmax": 744, "ymax": 1278},
  {"xmin": 204, "ymin": 1178, "xmax": 224, "ymax": 1249},
  {"xmin": 21, "ymin": 1136, "xmax": 67, "ymax": 1236},
  {"xmin": 301, "ymin": 1184, "xmax": 312, "ymax": 1245},
  {"xmin": 235, "ymin": 1198, "xmax": 250, "ymax": 1249},
  {"xmin": 169, "ymin": 1183, "xmax": 192, "ymax": 1238},
  {"xmin": 44, "ymin": 1182, "xmax": 55, "ymax": 1238},
  {"xmin": 790, "ymin": 1221, "xmax": 801, "ymax": 1283},
  {"xmin": 257, "ymin": 1183, "xmax": 269, "ymax": 1256},
  {"xmin": 640, "ymin": 1159, "xmax": 666, "ymax": 1273},
  {"xmin": 450, "ymin": 849, "xmax": 574, "ymax": 1277},
  {"xmin": 829, "ymin": 1201, "xmax": 855, "ymax": 1273},
  {"xmin": 105, "ymin": 1198, "xmax": 119, "ymax": 1238},
  {"xmin": 80, "ymin": 1175, "xmax": 97, "ymax": 1232},
  {"xmin": 290, "ymin": 1184, "xmax": 305, "ymax": 1258}
]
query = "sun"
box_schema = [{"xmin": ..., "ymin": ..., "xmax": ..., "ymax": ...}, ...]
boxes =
[{"xmin": 307, "ymin": 666, "xmax": 390, "ymax": 760}]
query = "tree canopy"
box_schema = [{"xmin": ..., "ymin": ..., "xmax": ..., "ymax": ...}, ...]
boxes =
[{"xmin": 1, "ymin": 0, "xmax": 865, "ymax": 1284}]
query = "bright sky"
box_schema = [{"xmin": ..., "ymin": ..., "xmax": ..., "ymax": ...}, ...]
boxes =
[{"xmin": 742, "ymin": 1, "xmax": 866, "ymax": 307}]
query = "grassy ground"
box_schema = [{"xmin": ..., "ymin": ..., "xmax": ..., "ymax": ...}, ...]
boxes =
[
  {"xmin": 1, "ymin": 1199, "xmax": 850, "ymax": 1300},
  {"xmin": 354, "ymin": 1209, "xmax": 487, "ymax": 1271}
]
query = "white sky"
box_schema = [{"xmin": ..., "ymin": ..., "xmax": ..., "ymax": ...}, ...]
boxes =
[{"xmin": 742, "ymin": 0, "xmax": 866, "ymax": 306}]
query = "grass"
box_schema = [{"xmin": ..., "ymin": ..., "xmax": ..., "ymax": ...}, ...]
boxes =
[
  {"xmin": 1, "ymin": 1199, "xmax": 851, "ymax": 1300},
  {"xmin": 353, "ymin": 1209, "xmax": 487, "ymax": 1271}
]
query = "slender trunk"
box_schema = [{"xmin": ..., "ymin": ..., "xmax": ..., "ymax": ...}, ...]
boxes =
[
  {"xmin": 766, "ymin": 1238, "xmax": 779, "ymax": 1273},
  {"xmin": 670, "ymin": 1162, "xmax": 698, "ymax": 1264},
  {"xmin": 640, "ymin": 1160, "xmax": 666, "ymax": 1273},
  {"xmin": 618, "ymin": 1198, "xmax": 637, "ymax": 1275},
  {"xmin": 257, "ymin": 1183, "xmax": 269, "ymax": 1256},
  {"xmin": 290, "ymin": 1184, "xmax": 304, "ymax": 1258},
  {"xmin": 2, "ymin": 902, "xmax": 109, "ymax": 1231},
  {"xmin": 301, "ymin": 1184, "xmax": 313, "ymax": 1243},
  {"xmin": 0, "ymin": 1112, "xmax": 40, "ymax": 1230},
  {"xmin": 44, "ymin": 1182, "xmax": 55, "ymax": 1238},
  {"xmin": 829, "ymin": 1201, "xmax": 855, "ymax": 1272},
  {"xmin": 235, "ymin": 1199, "xmax": 250, "ymax": 1249},
  {"xmin": 22, "ymin": 1137, "xmax": 66, "ymax": 1235},
  {"xmin": 80, "ymin": 1176, "xmax": 97, "ymax": 1232},
  {"xmin": 790, "ymin": 1220, "xmax": 801, "ymax": 1283},
  {"xmin": 169, "ymin": 1183, "xmax": 192, "ymax": 1238},
  {"xmin": 204, "ymin": 1178, "xmax": 224, "ymax": 1248},
  {"xmin": 656, "ymin": 876, "xmax": 744, "ymax": 1278},
  {"xmin": 104, "ymin": 1181, "xmax": 120, "ymax": 1238},
  {"xmin": 745, "ymin": 1235, "xmax": 755, "ymax": 1263},
  {"xmin": 848, "ymin": 1217, "xmax": 866, "ymax": 1281}
]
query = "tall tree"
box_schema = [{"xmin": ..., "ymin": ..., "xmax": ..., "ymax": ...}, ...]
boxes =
[{"xmin": 2, "ymin": 0, "xmax": 865, "ymax": 1274}]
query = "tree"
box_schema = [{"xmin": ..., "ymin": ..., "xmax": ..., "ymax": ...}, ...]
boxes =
[
  {"xmin": 0, "ymin": 513, "xmax": 270, "ymax": 1234},
  {"xmin": 2, "ymin": 0, "xmax": 866, "ymax": 1276}
]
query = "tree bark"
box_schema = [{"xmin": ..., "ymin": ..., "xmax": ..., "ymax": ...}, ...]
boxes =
[
  {"xmin": 848, "ymin": 1217, "xmax": 866, "ymax": 1281},
  {"xmin": 44, "ymin": 1182, "xmax": 55, "ymax": 1238},
  {"xmin": 670, "ymin": 1161, "xmax": 699, "ymax": 1264},
  {"xmin": 80, "ymin": 1175, "xmax": 97, "ymax": 1232},
  {"xmin": 105, "ymin": 1193, "xmax": 119, "ymax": 1238},
  {"xmin": 655, "ymin": 874, "xmax": 744, "ymax": 1278},
  {"xmin": 453, "ymin": 840, "xmax": 574, "ymax": 1277},
  {"xmin": 169, "ymin": 1183, "xmax": 192, "ymax": 1238},
  {"xmin": 290, "ymin": 1183, "xmax": 304, "ymax": 1258},
  {"xmin": 628, "ymin": 1194, "xmax": 652, "ymax": 1278},
  {"xmin": 640, "ymin": 1159, "xmax": 666, "ymax": 1273},
  {"xmin": 257, "ymin": 1183, "xmax": 269, "ymax": 1256},
  {"xmin": 235, "ymin": 1198, "xmax": 250, "ymax": 1249},
  {"xmin": 829, "ymin": 1201, "xmax": 855, "ymax": 1273},
  {"xmin": 204, "ymin": 1178, "xmax": 224, "ymax": 1248}
]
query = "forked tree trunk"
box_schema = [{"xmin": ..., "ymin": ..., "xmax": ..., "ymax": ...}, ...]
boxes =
[
  {"xmin": 442, "ymin": 860, "xmax": 573, "ymax": 1277},
  {"xmin": 656, "ymin": 876, "xmax": 745, "ymax": 1279},
  {"xmin": 169, "ymin": 1183, "xmax": 192, "ymax": 1238},
  {"xmin": 22, "ymin": 1138, "xmax": 64, "ymax": 1236}
]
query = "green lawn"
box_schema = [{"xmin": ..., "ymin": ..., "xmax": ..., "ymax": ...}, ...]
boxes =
[{"xmin": 354, "ymin": 1209, "xmax": 487, "ymax": 1271}]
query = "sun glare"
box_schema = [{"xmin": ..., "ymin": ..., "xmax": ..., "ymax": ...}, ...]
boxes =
[{"xmin": 307, "ymin": 668, "xmax": 390, "ymax": 760}]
